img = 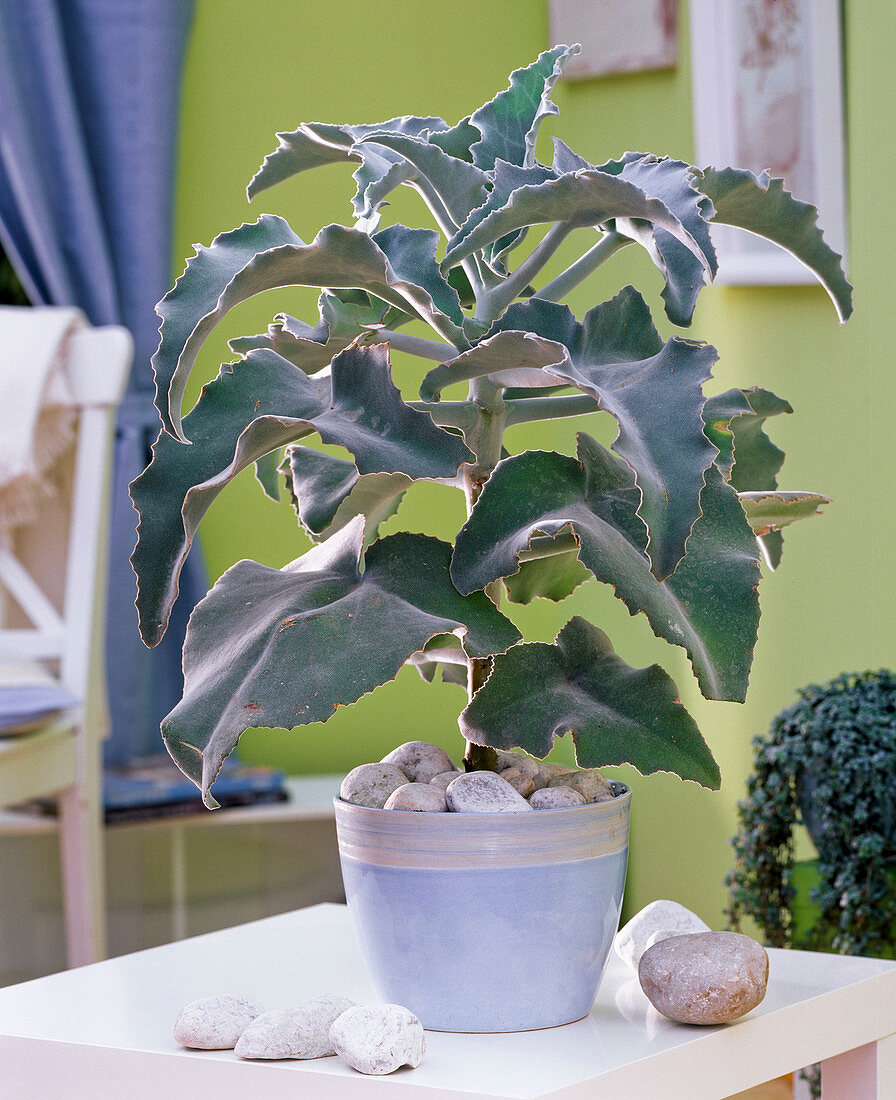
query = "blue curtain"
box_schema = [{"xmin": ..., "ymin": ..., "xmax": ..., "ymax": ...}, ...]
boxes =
[{"xmin": 0, "ymin": 0, "xmax": 205, "ymax": 764}]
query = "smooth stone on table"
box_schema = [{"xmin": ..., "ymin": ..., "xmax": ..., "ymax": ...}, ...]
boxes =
[
  {"xmin": 381, "ymin": 741, "xmax": 458, "ymax": 784},
  {"xmin": 529, "ymin": 785, "xmax": 587, "ymax": 810},
  {"xmin": 614, "ymin": 898, "xmax": 711, "ymax": 971},
  {"xmin": 429, "ymin": 770, "xmax": 461, "ymax": 790},
  {"xmin": 533, "ymin": 761, "xmax": 577, "ymax": 790},
  {"xmin": 233, "ymin": 994, "xmax": 355, "ymax": 1060},
  {"xmin": 638, "ymin": 931, "xmax": 769, "ymax": 1025},
  {"xmin": 499, "ymin": 766, "xmax": 536, "ymax": 798},
  {"xmin": 383, "ymin": 782, "xmax": 447, "ymax": 812},
  {"xmin": 340, "ymin": 762, "xmax": 409, "ymax": 808},
  {"xmin": 494, "ymin": 750, "xmax": 541, "ymax": 781},
  {"xmin": 445, "ymin": 770, "xmax": 534, "ymax": 812},
  {"xmin": 173, "ymin": 993, "xmax": 265, "ymax": 1049},
  {"xmin": 547, "ymin": 768, "xmax": 614, "ymax": 803},
  {"xmin": 329, "ymin": 1003, "xmax": 425, "ymax": 1075}
]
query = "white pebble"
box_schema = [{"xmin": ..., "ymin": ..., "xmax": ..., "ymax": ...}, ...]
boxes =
[
  {"xmin": 494, "ymin": 750, "xmax": 541, "ymax": 781},
  {"xmin": 340, "ymin": 763, "xmax": 409, "ymax": 808},
  {"xmin": 614, "ymin": 899, "xmax": 711, "ymax": 971},
  {"xmin": 330, "ymin": 1003, "xmax": 425, "ymax": 1075},
  {"xmin": 234, "ymin": 994, "xmax": 355, "ymax": 1059},
  {"xmin": 381, "ymin": 741, "xmax": 458, "ymax": 783},
  {"xmin": 529, "ymin": 786, "xmax": 587, "ymax": 810},
  {"xmin": 547, "ymin": 768, "xmax": 615, "ymax": 802},
  {"xmin": 499, "ymin": 767, "xmax": 536, "ymax": 798},
  {"xmin": 383, "ymin": 783, "xmax": 447, "ymax": 812},
  {"xmin": 174, "ymin": 994, "xmax": 265, "ymax": 1049},
  {"xmin": 445, "ymin": 771, "xmax": 533, "ymax": 813},
  {"xmin": 429, "ymin": 770, "xmax": 461, "ymax": 790}
]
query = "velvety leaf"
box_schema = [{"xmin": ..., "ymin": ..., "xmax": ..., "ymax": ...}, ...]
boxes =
[
  {"xmin": 442, "ymin": 165, "xmax": 709, "ymax": 274},
  {"xmin": 451, "ymin": 434, "xmax": 761, "ymax": 702},
  {"xmin": 483, "ymin": 290, "xmax": 718, "ymax": 581},
  {"xmin": 246, "ymin": 116, "xmax": 449, "ymax": 199},
  {"xmin": 698, "ymin": 166, "xmax": 853, "ymax": 322},
  {"xmin": 601, "ymin": 152, "xmax": 718, "ymax": 326},
  {"xmin": 738, "ymin": 491, "xmax": 830, "ymax": 535},
  {"xmin": 254, "ymin": 449, "xmax": 283, "ymax": 501},
  {"xmin": 283, "ymin": 445, "xmax": 410, "ymax": 543},
  {"xmin": 503, "ymin": 532, "xmax": 591, "ymax": 604},
  {"xmin": 406, "ymin": 636, "xmax": 469, "ymax": 688},
  {"xmin": 459, "ymin": 616, "xmax": 720, "ymax": 788},
  {"xmin": 132, "ymin": 343, "xmax": 472, "ymax": 646},
  {"xmin": 430, "ymin": 115, "xmax": 480, "ymax": 162},
  {"xmin": 703, "ymin": 389, "xmax": 755, "ymax": 477},
  {"xmin": 161, "ymin": 521, "xmax": 521, "ymax": 804},
  {"xmin": 727, "ymin": 388, "xmax": 792, "ymax": 493},
  {"xmin": 352, "ymin": 130, "xmax": 490, "ymax": 230},
  {"xmin": 468, "ymin": 44, "xmax": 579, "ymax": 171},
  {"xmin": 154, "ymin": 217, "xmax": 467, "ymax": 440},
  {"xmin": 420, "ymin": 329, "xmax": 570, "ymax": 401},
  {"xmin": 229, "ymin": 314, "xmax": 349, "ymax": 374}
]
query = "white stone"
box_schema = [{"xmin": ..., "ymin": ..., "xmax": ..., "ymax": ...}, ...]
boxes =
[
  {"xmin": 638, "ymin": 931, "xmax": 769, "ymax": 1025},
  {"xmin": 429, "ymin": 771, "xmax": 461, "ymax": 790},
  {"xmin": 494, "ymin": 750, "xmax": 541, "ymax": 781},
  {"xmin": 234, "ymin": 994, "xmax": 355, "ymax": 1059},
  {"xmin": 173, "ymin": 993, "xmax": 265, "ymax": 1049},
  {"xmin": 614, "ymin": 899, "xmax": 711, "ymax": 971},
  {"xmin": 330, "ymin": 1003, "xmax": 425, "ymax": 1075},
  {"xmin": 532, "ymin": 762, "xmax": 577, "ymax": 790},
  {"xmin": 381, "ymin": 741, "xmax": 458, "ymax": 783},
  {"xmin": 340, "ymin": 763, "xmax": 409, "ymax": 809},
  {"xmin": 500, "ymin": 767, "xmax": 536, "ymax": 799},
  {"xmin": 547, "ymin": 768, "xmax": 615, "ymax": 803},
  {"xmin": 529, "ymin": 786, "xmax": 587, "ymax": 810},
  {"xmin": 383, "ymin": 782, "xmax": 447, "ymax": 812},
  {"xmin": 445, "ymin": 771, "xmax": 534, "ymax": 813}
]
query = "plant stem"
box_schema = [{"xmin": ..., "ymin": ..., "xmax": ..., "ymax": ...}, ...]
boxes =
[
  {"xmin": 536, "ymin": 230, "xmax": 631, "ymax": 302},
  {"xmin": 376, "ymin": 329, "xmax": 456, "ymax": 361},
  {"xmin": 460, "ymin": 376, "xmax": 506, "ymax": 773},
  {"xmin": 505, "ymin": 392, "xmax": 599, "ymax": 426},
  {"xmin": 477, "ymin": 223, "xmax": 571, "ymax": 321}
]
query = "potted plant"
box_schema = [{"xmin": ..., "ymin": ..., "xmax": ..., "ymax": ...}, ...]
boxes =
[
  {"xmin": 131, "ymin": 45, "xmax": 851, "ymax": 1030},
  {"xmin": 727, "ymin": 670, "xmax": 896, "ymax": 959}
]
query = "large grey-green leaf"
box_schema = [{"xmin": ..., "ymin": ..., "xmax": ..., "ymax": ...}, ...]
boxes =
[
  {"xmin": 406, "ymin": 635, "xmax": 469, "ymax": 688},
  {"xmin": 451, "ymin": 434, "xmax": 761, "ymax": 701},
  {"xmin": 352, "ymin": 131, "xmax": 490, "ymax": 231},
  {"xmin": 704, "ymin": 386, "xmax": 794, "ymax": 569},
  {"xmin": 502, "ymin": 531, "xmax": 591, "ymax": 604},
  {"xmin": 442, "ymin": 165, "xmax": 709, "ymax": 274},
  {"xmin": 283, "ymin": 445, "xmax": 410, "ymax": 544},
  {"xmin": 132, "ymin": 343, "xmax": 472, "ymax": 647},
  {"xmin": 154, "ymin": 216, "xmax": 466, "ymax": 441},
  {"xmin": 738, "ymin": 491, "xmax": 830, "ymax": 535},
  {"xmin": 478, "ymin": 290, "xmax": 718, "ymax": 581},
  {"xmin": 420, "ymin": 329, "xmax": 570, "ymax": 401},
  {"xmin": 161, "ymin": 520, "xmax": 521, "ymax": 805},
  {"xmin": 698, "ymin": 166, "xmax": 853, "ymax": 322},
  {"xmin": 246, "ymin": 115, "xmax": 449, "ymax": 200},
  {"xmin": 468, "ymin": 44, "xmax": 579, "ymax": 171},
  {"xmin": 459, "ymin": 616, "xmax": 720, "ymax": 788}
]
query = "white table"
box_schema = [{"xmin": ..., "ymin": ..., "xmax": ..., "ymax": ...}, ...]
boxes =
[{"xmin": 1, "ymin": 903, "xmax": 894, "ymax": 1099}]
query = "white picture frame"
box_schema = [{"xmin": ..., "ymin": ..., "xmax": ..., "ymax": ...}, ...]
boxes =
[
  {"xmin": 549, "ymin": 0, "xmax": 677, "ymax": 79},
  {"xmin": 689, "ymin": 0, "xmax": 848, "ymax": 285}
]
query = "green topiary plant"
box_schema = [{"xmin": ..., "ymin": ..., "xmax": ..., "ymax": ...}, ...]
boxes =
[
  {"xmin": 727, "ymin": 670, "xmax": 896, "ymax": 958},
  {"xmin": 130, "ymin": 45, "xmax": 851, "ymax": 807}
]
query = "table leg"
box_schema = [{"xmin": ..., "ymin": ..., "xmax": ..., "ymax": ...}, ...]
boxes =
[{"xmin": 821, "ymin": 1034, "xmax": 896, "ymax": 1098}]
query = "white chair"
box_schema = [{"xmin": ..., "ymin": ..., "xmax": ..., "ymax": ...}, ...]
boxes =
[{"xmin": 0, "ymin": 318, "xmax": 131, "ymax": 967}]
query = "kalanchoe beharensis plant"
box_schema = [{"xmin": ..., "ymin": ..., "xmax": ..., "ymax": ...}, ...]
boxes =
[{"xmin": 131, "ymin": 45, "xmax": 852, "ymax": 808}]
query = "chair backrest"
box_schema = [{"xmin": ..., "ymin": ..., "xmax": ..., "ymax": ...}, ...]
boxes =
[{"xmin": 0, "ymin": 324, "xmax": 132, "ymax": 733}]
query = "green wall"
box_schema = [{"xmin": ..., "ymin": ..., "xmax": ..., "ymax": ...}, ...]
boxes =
[{"xmin": 173, "ymin": 1, "xmax": 895, "ymax": 927}]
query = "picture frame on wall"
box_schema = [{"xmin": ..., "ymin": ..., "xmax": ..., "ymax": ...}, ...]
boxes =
[
  {"xmin": 689, "ymin": 0, "xmax": 848, "ymax": 285},
  {"xmin": 549, "ymin": 0, "xmax": 677, "ymax": 79}
]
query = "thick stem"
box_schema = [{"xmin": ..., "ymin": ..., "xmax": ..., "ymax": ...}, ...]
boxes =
[
  {"xmin": 460, "ymin": 376, "xmax": 506, "ymax": 772},
  {"xmin": 536, "ymin": 230, "xmax": 632, "ymax": 303},
  {"xmin": 376, "ymin": 329, "xmax": 457, "ymax": 361},
  {"xmin": 477, "ymin": 223, "xmax": 572, "ymax": 321},
  {"xmin": 505, "ymin": 392, "xmax": 599, "ymax": 426}
]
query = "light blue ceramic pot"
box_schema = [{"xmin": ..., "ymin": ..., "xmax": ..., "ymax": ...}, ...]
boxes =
[{"xmin": 334, "ymin": 783, "xmax": 630, "ymax": 1032}]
